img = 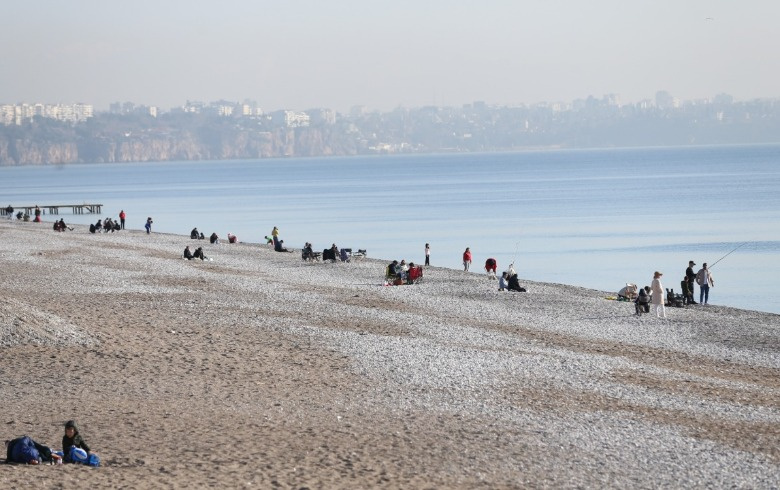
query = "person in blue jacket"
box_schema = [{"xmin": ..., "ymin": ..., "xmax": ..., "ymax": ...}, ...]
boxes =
[{"xmin": 5, "ymin": 435, "xmax": 61, "ymax": 464}]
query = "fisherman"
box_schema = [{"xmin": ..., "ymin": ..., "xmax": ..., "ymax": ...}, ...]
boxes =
[
  {"xmin": 696, "ymin": 263, "xmax": 714, "ymax": 305},
  {"xmin": 685, "ymin": 260, "xmax": 698, "ymax": 304}
]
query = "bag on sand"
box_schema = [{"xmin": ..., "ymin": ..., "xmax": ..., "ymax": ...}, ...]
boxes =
[
  {"xmin": 87, "ymin": 453, "xmax": 100, "ymax": 467},
  {"xmin": 69, "ymin": 446, "xmax": 88, "ymax": 463}
]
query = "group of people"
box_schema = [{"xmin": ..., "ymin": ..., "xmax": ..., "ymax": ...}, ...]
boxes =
[
  {"xmin": 183, "ymin": 245, "xmax": 208, "ymax": 261},
  {"xmin": 4, "ymin": 420, "xmax": 97, "ymax": 466},
  {"xmin": 386, "ymin": 259, "xmax": 423, "ymax": 285},
  {"xmin": 89, "ymin": 217, "xmax": 121, "ymax": 234},
  {"xmin": 636, "ymin": 260, "xmax": 716, "ymax": 318},
  {"xmin": 270, "ymin": 227, "xmax": 291, "ymax": 252},
  {"xmin": 52, "ymin": 218, "xmax": 73, "ymax": 232},
  {"xmin": 683, "ymin": 260, "xmax": 715, "ymax": 305}
]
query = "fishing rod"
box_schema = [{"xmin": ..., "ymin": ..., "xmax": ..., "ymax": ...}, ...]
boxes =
[{"xmin": 708, "ymin": 241, "xmax": 750, "ymax": 269}]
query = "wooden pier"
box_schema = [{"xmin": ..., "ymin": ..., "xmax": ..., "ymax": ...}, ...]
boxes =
[{"xmin": 1, "ymin": 204, "xmax": 103, "ymax": 216}]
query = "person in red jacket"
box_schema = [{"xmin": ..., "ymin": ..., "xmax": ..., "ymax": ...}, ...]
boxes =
[
  {"xmin": 119, "ymin": 210, "xmax": 126, "ymax": 230},
  {"xmin": 463, "ymin": 247, "xmax": 472, "ymax": 271},
  {"xmin": 484, "ymin": 258, "xmax": 497, "ymax": 279}
]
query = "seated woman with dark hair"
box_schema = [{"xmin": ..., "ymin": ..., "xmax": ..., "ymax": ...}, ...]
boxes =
[
  {"xmin": 193, "ymin": 247, "xmax": 207, "ymax": 260},
  {"xmin": 507, "ymin": 273, "xmax": 526, "ymax": 292},
  {"xmin": 183, "ymin": 246, "xmax": 194, "ymax": 260}
]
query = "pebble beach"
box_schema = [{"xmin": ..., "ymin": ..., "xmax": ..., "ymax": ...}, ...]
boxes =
[{"xmin": 1, "ymin": 219, "xmax": 779, "ymax": 488}]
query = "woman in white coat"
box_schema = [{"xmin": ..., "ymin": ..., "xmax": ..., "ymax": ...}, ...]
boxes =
[{"xmin": 651, "ymin": 271, "xmax": 666, "ymax": 319}]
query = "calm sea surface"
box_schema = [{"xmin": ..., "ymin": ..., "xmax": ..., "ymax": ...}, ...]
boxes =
[{"xmin": 2, "ymin": 145, "xmax": 780, "ymax": 314}]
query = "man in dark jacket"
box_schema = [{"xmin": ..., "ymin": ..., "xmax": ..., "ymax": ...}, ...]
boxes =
[{"xmin": 685, "ymin": 260, "xmax": 698, "ymax": 304}]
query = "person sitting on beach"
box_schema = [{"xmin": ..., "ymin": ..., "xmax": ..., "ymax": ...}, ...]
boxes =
[
  {"xmin": 386, "ymin": 260, "xmax": 400, "ymax": 281},
  {"xmin": 62, "ymin": 420, "xmax": 97, "ymax": 465},
  {"xmin": 302, "ymin": 242, "xmax": 315, "ymax": 261},
  {"xmin": 54, "ymin": 218, "xmax": 72, "ymax": 232},
  {"xmin": 94, "ymin": 219, "xmax": 103, "ymax": 232},
  {"xmin": 485, "ymin": 258, "xmax": 497, "ymax": 279},
  {"xmin": 227, "ymin": 233, "xmax": 237, "ymax": 244},
  {"xmin": 507, "ymin": 273, "xmax": 526, "ymax": 292},
  {"xmin": 190, "ymin": 227, "xmax": 200, "ymax": 239},
  {"xmin": 103, "ymin": 218, "xmax": 115, "ymax": 233},
  {"xmin": 680, "ymin": 276, "xmax": 693, "ymax": 305},
  {"xmin": 635, "ymin": 286, "xmax": 651, "ymax": 315},
  {"xmin": 5, "ymin": 436, "xmax": 61, "ymax": 465},
  {"xmin": 274, "ymin": 240, "xmax": 289, "ymax": 252},
  {"xmin": 193, "ymin": 247, "xmax": 207, "ymax": 260},
  {"xmin": 499, "ymin": 272, "xmax": 508, "ymax": 291},
  {"xmin": 184, "ymin": 246, "xmax": 194, "ymax": 260},
  {"xmin": 210, "ymin": 232, "xmax": 219, "ymax": 245}
]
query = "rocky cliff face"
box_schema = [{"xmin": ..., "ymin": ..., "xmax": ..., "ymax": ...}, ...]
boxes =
[{"xmin": 0, "ymin": 127, "xmax": 356, "ymax": 165}]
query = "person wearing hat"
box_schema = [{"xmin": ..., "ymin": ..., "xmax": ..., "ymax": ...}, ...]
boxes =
[
  {"xmin": 651, "ymin": 271, "xmax": 666, "ymax": 319},
  {"xmin": 685, "ymin": 260, "xmax": 698, "ymax": 305}
]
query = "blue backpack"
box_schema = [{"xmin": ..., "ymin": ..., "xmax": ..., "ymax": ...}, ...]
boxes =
[
  {"xmin": 67, "ymin": 446, "xmax": 100, "ymax": 467},
  {"xmin": 10, "ymin": 436, "xmax": 40, "ymax": 463}
]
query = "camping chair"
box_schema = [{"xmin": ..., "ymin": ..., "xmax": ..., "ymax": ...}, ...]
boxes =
[
  {"xmin": 407, "ymin": 265, "xmax": 424, "ymax": 284},
  {"xmin": 385, "ymin": 265, "xmax": 402, "ymax": 285}
]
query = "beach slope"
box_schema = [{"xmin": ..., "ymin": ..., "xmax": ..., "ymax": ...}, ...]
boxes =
[{"xmin": 1, "ymin": 221, "xmax": 779, "ymax": 488}]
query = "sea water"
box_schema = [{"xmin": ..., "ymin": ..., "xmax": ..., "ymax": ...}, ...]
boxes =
[{"xmin": 2, "ymin": 144, "xmax": 779, "ymax": 314}]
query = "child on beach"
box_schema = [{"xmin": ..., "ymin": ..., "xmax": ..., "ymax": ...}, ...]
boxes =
[
  {"xmin": 62, "ymin": 420, "xmax": 98, "ymax": 465},
  {"xmin": 145, "ymin": 217, "xmax": 153, "ymax": 234}
]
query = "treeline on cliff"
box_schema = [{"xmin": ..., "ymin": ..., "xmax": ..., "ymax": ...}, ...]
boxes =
[
  {"xmin": 2, "ymin": 101, "xmax": 780, "ymax": 165},
  {"xmin": 0, "ymin": 112, "xmax": 364, "ymax": 165}
]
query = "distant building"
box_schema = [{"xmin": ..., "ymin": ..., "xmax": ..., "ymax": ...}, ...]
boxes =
[{"xmin": 0, "ymin": 102, "xmax": 93, "ymax": 125}]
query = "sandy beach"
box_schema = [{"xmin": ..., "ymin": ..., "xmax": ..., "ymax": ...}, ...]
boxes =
[{"xmin": 1, "ymin": 219, "xmax": 779, "ymax": 488}]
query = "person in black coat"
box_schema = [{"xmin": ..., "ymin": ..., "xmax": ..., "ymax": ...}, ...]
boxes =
[{"xmin": 507, "ymin": 274, "xmax": 526, "ymax": 292}]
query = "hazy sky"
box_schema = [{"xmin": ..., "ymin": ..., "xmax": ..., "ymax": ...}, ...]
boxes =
[{"xmin": 2, "ymin": 1, "xmax": 779, "ymax": 112}]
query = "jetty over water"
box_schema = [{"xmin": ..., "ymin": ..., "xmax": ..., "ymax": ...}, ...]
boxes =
[{"xmin": 1, "ymin": 204, "xmax": 103, "ymax": 216}]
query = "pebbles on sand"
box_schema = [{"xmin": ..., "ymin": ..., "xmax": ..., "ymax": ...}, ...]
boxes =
[{"xmin": 1, "ymin": 220, "xmax": 778, "ymax": 488}]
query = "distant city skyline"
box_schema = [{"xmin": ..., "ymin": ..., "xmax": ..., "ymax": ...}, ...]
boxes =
[{"xmin": 2, "ymin": 1, "xmax": 779, "ymax": 113}]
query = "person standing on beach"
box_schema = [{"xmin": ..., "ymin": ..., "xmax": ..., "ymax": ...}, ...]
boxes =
[
  {"xmin": 425, "ymin": 243, "xmax": 430, "ymax": 266},
  {"xmin": 119, "ymin": 210, "xmax": 126, "ymax": 230},
  {"xmin": 685, "ymin": 260, "xmax": 697, "ymax": 304},
  {"xmin": 463, "ymin": 247, "xmax": 472, "ymax": 271},
  {"xmin": 696, "ymin": 263, "xmax": 714, "ymax": 304},
  {"xmin": 145, "ymin": 217, "xmax": 153, "ymax": 234},
  {"xmin": 651, "ymin": 271, "xmax": 666, "ymax": 319}
]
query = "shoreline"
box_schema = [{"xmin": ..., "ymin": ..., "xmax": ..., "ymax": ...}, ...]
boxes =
[{"xmin": 1, "ymin": 220, "xmax": 779, "ymax": 487}]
